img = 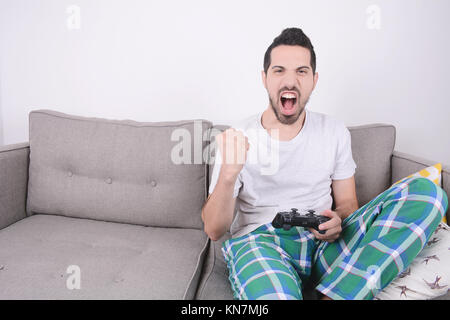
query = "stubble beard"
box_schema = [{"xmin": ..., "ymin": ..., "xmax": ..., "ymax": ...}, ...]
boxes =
[{"xmin": 269, "ymin": 94, "xmax": 309, "ymax": 125}]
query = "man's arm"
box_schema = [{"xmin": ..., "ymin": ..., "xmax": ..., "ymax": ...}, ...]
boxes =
[
  {"xmin": 331, "ymin": 175, "xmax": 359, "ymax": 220},
  {"xmin": 201, "ymin": 173, "xmax": 237, "ymax": 241},
  {"xmin": 310, "ymin": 176, "xmax": 359, "ymax": 242},
  {"xmin": 202, "ymin": 128, "xmax": 248, "ymax": 241}
]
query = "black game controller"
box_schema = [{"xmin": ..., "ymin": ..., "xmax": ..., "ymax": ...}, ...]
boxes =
[{"xmin": 271, "ymin": 208, "xmax": 331, "ymax": 234}]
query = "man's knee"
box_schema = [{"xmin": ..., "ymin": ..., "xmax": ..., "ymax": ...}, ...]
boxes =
[
  {"xmin": 405, "ymin": 176, "xmax": 448, "ymax": 224},
  {"xmin": 405, "ymin": 176, "xmax": 447, "ymax": 202},
  {"xmin": 223, "ymin": 241, "xmax": 304, "ymax": 300}
]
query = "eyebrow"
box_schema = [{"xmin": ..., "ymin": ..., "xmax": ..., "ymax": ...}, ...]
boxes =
[{"xmin": 271, "ymin": 65, "xmax": 310, "ymax": 70}]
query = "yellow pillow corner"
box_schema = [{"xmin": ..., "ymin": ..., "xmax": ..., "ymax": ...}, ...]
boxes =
[{"xmin": 394, "ymin": 163, "xmax": 442, "ymax": 187}]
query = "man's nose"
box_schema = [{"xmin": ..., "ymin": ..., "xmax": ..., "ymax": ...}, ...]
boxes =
[{"xmin": 281, "ymin": 71, "xmax": 299, "ymax": 89}]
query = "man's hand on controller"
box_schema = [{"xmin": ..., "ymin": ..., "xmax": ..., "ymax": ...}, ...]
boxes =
[{"xmin": 308, "ymin": 209, "xmax": 342, "ymax": 243}]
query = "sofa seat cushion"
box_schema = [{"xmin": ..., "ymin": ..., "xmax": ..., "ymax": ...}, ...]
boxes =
[
  {"xmin": 195, "ymin": 233, "xmax": 234, "ymax": 300},
  {"xmin": 0, "ymin": 214, "xmax": 207, "ymax": 299}
]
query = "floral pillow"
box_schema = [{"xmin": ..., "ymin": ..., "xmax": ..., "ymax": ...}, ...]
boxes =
[{"xmin": 375, "ymin": 222, "xmax": 450, "ymax": 300}]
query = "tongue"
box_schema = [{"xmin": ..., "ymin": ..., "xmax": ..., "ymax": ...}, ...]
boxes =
[
  {"xmin": 284, "ymin": 98, "xmax": 294, "ymax": 110},
  {"xmin": 281, "ymin": 98, "xmax": 296, "ymax": 116}
]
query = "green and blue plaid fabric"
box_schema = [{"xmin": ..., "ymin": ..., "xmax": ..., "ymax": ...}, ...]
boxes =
[{"xmin": 221, "ymin": 177, "xmax": 448, "ymax": 300}]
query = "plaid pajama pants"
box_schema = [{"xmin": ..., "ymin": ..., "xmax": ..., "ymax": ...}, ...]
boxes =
[{"xmin": 221, "ymin": 177, "xmax": 448, "ymax": 300}]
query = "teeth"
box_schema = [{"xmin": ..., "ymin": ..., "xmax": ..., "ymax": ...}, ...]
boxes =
[{"xmin": 281, "ymin": 93, "xmax": 296, "ymax": 99}]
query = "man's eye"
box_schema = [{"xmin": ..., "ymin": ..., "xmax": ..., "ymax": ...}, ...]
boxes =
[
  {"xmin": 274, "ymin": 69, "xmax": 282, "ymax": 73},
  {"xmin": 298, "ymin": 70, "xmax": 307, "ymax": 74}
]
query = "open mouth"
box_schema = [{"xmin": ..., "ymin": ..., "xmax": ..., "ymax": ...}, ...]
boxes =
[{"xmin": 280, "ymin": 91, "xmax": 298, "ymax": 115}]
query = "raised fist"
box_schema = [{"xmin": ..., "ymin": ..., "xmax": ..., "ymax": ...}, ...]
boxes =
[{"xmin": 215, "ymin": 128, "xmax": 249, "ymax": 179}]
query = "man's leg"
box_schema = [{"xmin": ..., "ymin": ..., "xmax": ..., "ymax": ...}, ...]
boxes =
[
  {"xmin": 312, "ymin": 176, "xmax": 448, "ymax": 300},
  {"xmin": 222, "ymin": 223, "xmax": 317, "ymax": 300}
]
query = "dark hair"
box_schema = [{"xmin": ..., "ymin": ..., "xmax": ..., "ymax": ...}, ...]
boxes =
[{"xmin": 263, "ymin": 28, "xmax": 316, "ymax": 74}]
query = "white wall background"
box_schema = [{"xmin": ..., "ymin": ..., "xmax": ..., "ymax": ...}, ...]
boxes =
[{"xmin": 0, "ymin": 0, "xmax": 449, "ymax": 163}]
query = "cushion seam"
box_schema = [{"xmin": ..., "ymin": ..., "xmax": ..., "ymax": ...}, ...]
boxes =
[
  {"xmin": 196, "ymin": 239, "xmax": 216, "ymax": 299},
  {"xmin": 183, "ymin": 236, "xmax": 210, "ymax": 299}
]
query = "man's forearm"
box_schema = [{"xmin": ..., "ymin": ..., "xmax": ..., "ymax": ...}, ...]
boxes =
[
  {"xmin": 201, "ymin": 172, "xmax": 237, "ymax": 241},
  {"xmin": 334, "ymin": 199, "xmax": 359, "ymax": 220}
]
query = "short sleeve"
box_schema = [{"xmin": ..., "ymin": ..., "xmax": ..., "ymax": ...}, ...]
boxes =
[
  {"xmin": 208, "ymin": 147, "xmax": 242, "ymax": 198},
  {"xmin": 331, "ymin": 126, "xmax": 357, "ymax": 180}
]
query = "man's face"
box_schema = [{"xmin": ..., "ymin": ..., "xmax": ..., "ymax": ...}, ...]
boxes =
[{"xmin": 262, "ymin": 45, "xmax": 318, "ymax": 125}]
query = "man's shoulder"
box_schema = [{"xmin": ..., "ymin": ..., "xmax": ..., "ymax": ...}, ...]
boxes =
[{"xmin": 307, "ymin": 110, "xmax": 348, "ymax": 134}]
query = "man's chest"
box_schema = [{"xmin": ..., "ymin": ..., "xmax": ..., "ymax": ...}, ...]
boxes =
[{"xmin": 238, "ymin": 140, "xmax": 336, "ymax": 205}]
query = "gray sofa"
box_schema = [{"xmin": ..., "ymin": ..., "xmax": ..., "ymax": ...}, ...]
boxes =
[{"xmin": 0, "ymin": 109, "xmax": 448, "ymax": 299}]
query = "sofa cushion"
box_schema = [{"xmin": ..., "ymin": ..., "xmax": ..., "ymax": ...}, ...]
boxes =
[
  {"xmin": 195, "ymin": 235, "xmax": 234, "ymax": 300},
  {"xmin": 0, "ymin": 142, "xmax": 29, "ymax": 230},
  {"xmin": 349, "ymin": 124, "xmax": 396, "ymax": 207},
  {"xmin": 0, "ymin": 214, "xmax": 208, "ymax": 299},
  {"xmin": 27, "ymin": 110, "xmax": 212, "ymax": 229}
]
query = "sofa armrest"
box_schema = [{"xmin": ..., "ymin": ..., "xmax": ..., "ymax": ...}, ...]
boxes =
[
  {"xmin": 392, "ymin": 150, "xmax": 449, "ymax": 222},
  {"xmin": 0, "ymin": 142, "xmax": 30, "ymax": 230}
]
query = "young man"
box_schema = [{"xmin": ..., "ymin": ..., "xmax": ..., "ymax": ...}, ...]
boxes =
[{"xmin": 201, "ymin": 28, "xmax": 448, "ymax": 300}]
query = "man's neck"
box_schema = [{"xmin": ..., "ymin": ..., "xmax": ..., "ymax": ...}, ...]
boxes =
[{"xmin": 261, "ymin": 107, "xmax": 306, "ymax": 141}]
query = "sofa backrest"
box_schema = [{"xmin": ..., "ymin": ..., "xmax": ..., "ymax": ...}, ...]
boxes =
[
  {"xmin": 349, "ymin": 124, "xmax": 396, "ymax": 206},
  {"xmin": 206, "ymin": 123, "xmax": 396, "ymax": 209},
  {"xmin": 27, "ymin": 110, "xmax": 212, "ymax": 229}
]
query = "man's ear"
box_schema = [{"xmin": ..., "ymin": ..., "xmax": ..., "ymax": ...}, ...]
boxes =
[
  {"xmin": 312, "ymin": 71, "xmax": 319, "ymax": 91},
  {"xmin": 261, "ymin": 70, "xmax": 267, "ymax": 90}
]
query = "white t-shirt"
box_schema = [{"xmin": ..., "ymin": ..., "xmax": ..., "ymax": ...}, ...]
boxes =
[{"xmin": 208, "ymin": 109, "xmax": 357, "ymax": 238}]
